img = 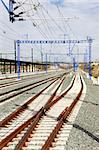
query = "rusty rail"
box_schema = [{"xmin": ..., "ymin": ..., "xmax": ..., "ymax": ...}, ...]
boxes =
[
  {"xmin": 42, "ymin": 76, "xmax": 83, "ymax": 150},
  {"xmin": 0, "ymin": 72, "xmax": 66, "ymax": 89},
  {"xmin": 0, "ymin": 74, "xmax": 60, "ymax": 97},
  {"xmin": 0, "ymin": 111, "xmax": 39, "ymax": 149},
  {"xmin": 45, "ymin": 75, "xmax": 75, "ymax": 110},
  {"xmin": 0, "ymin": 76, "xmax": 65, "ymax": 149},
  {"xmin": 0, "ymin": 76, "xmax": 37, "ymax": 88},
  {"xmin": 0, "ymin": 73, "xmax": 53, "ymax": 88},
  {"xmin": 0, "ymin": 77, "xmax": 59, "ymax": 127},
  {"xmin": 14, "ymin": 77, "xmax": 65, "ymax": 150},
  {"xmin": 14, "ymin": 76, "xmax": 76, "ymax": 150},
  {"xmin": 0, "ymin": 75, "xmax": 61, "ymax": 103}
]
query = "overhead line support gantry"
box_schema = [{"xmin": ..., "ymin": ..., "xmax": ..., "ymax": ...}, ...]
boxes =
[{"xmin": 15, "ymin": 37, "xmax": 93, "ymax": 79}]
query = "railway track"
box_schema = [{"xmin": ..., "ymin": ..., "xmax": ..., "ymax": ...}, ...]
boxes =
[
  {"xmin": 0, "ymin": 73, "xmax": 84, "ymax": 150},
  {"xmin": 0, "ymin": 71, "xmax": 65, "ymax": 86},
  {"xmin": 0, "ymin": 75, "xmax": 44, "ymax": 88},
  {"xmin": 0, "ymin": 74, "xmax": 66, "ymax": 149},
  {"xmin": 0, "ymin": 75, "xmax": 64, "ymax": 127},
  {"xmin": 0, "ymin": 72, "xmax": 47, "ymax": 83},
  {"xmin": 0, "ymin": 73, "xmax": 66, "ymax": 103},
  {"xmin": 0, "ymin": 72, "xmax": 59, "ymax": 88}
]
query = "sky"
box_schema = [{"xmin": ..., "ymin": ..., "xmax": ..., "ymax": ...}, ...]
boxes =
[{"xmin": 0, "ymin": 0, "xmax": 99, "ymax": 62}]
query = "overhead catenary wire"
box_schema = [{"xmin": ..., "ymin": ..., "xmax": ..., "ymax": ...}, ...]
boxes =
[
  {"xmin": 15, "ymin": 0, "xmax": 50, "ymax": 59},
  {"xmin": 27, "ymin": 0, "xmax": 50, "ymax": 39},
  {"xmin": 12, "ymin": 0, "xmax": 70, "ymax": 39},
  {"xmin": 39, "ymin": 4, "xmax": 65, "ymax": 33},
  {"xmin": 39, "ymin": 6, "xmax": 56, "ymax": 39},
  {"xmin": 0, "ymin": 27, "xmax": 19, "ymax": 40},
  {"xmin": 14, "ymin": 0, "xmax": 38, "ymax": 16},
  {"xmin": 56, "ymin": 5, "xmax": 78, "ymax": 40},
  {"xmin": 0, "ymin": 21, "xmax": 19, "ymax": 36},
  {"xmin": 29, "ymin": 0, "xmax": 70, "ymax": 57},
  {"xmin": 36, "ymin": 8, "xmax": 53, "ymax": 39},
  {"xmin": 16, "ymin": 0, "xmax": 50, "ymax": 39},
  {"xmin": 56, "ymin": 5, "xmax": 80, "ymax": 58},
  {"xmin": 26, "ymin": 0, "xmax": 65, "ymax": 34},
  {"xmin": 56, "ymin": 5, "xmax": 70, "ymax": 39},
  {"xmin": 30, "ymin": 0, "xmax": 49, "ymax": 39}
]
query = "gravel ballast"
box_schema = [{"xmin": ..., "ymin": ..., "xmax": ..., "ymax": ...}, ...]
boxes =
[
  {"xmin": 65, "ymin": 75, "xmax": 99, "ymax": 150},
  {"xmin": 0, "ymin": 72, "xmax": 72, "ymax": 121}
]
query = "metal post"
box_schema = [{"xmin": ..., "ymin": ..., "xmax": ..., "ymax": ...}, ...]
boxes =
[
  {"xmin": 86, "ymin": 49, "xmax": 88, "ymax": 71},
  {"xmin": 46, "ymin": 54, "xmax": 48, "ymax": 74},
  {"xmin": 40, "ymin": 44, "xmax": 43, "ymax": 62},
  {"xmin": 0, "ymin": 53, "xmax": 2, "ymax": 58},
  {"xmin": 23, "ymin": 64, "xmax": 24, "ymax": 72},
  {"xmin": 17, "ymin": 40, "xmax": 20, "ymax": 79},
  {"xmin": 69, "ymin": 40, "xmax": 71, "ymax": 55},
  {"xmin": 26, "ymin": 63, "xmax": 28, "ymax": 72},
  {"xmin": 31, "ymin": 48, "xmax": 33, "ymax": 72},
  {"xmin": 41, "ymin": 52, "xmax": 43, "ymax": 63},
  {"xmin": 84, "ymin": 53, "xmax": 86, "ymax": 71},
  {"xmin": 10, "ymin": 61, "xmax": 11, "ymax": 74},
  {"xmin": 4, "ymin": 61, "xmax": 5, "ymax": 73},
  {"xmin": 29, "ymin": 64, "xmax": 30, "ymax": 72},
  {"xmin": 14, "ymin": 40, "xmax": 17, "ymax": 73},
  {"xmin": 41, "ymin": 51, "xmax": 43, "ymax": 71},
  {"xmin": 73, "ymin": 57, "xmax": 75, "ymax": 72},
  {"xmin": 87, "ymin": 37, "xmax": 92, "ymax": 79}
]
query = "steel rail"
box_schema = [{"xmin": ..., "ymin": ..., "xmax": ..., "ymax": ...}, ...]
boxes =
[
  {"xmin": 0, "ymin": 76, "xmax": 44, "ymax": 88},
  {"xmin": 0, "ymin": 77, "xmax": 59, "ymax": 127},
  {"xmin": 0, "ymin": 72, "xmax": 66, "ymax": 87},
  {"xmin": 42, "ymin": 76, "xmax": 83, "ymax": 150},
  {"xmin": 0, "ymin": 76, "xmax": 36, "ymax": 88},
  {"xmin": 14, "ymin": 76, "xmax": 76, "ymax": 150},
  {"xmin": 0, "ymin": 76, "xmax": 61, "ymax": 103},
  {"xmin": 0, "ymin": 76, "xmax": 65, "ymax": 149},
  {"xmin": 0, "ymin": 76, "xmax": 58, "ymax": 96},
  {"xmin": 0, "ymin": 72, "xmax": 64, "ymax": 88},
  {"xmin": 45, "ymin": 75, "xmax": 75, "ymax": 110},
  {"xmin": 0, "ymin": 72, "xmax": 67, "ymax": 127}
]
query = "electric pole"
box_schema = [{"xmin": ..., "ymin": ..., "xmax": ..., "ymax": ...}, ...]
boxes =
[
  {"xmin": 14, "ymin": 40, "xmax": 17, "ymax": 73},
  {"xmin": 31, "ymin": 48, "xmax": 33, "ymax": 72}
]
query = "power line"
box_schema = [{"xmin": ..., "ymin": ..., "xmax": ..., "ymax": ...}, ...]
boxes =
[
  {"xmin": 0, "ymin": 21, "xmax": 19, "ymax": 36},
  {"xmin": 39, "ymin": 4, "xmax": 65, "ymax": 33},
  {"xmin": 56, "ymin": 6, "xmax": 78, "ymax": 39},
  {"xmin": 23, "ymin": 0, "xmax": 50, "ymax": 39},
  {"xmin": 0, "ymin": 26, "xmax": 19, "ymax": 40},
  {"xmin": 29, "ymin": 0, "xmax": 65, "ymax": 33},
  {"xmin": 28, "ymin": 0, "xmax": 48, "ymax": 39},
  {"xmin": 56, "ymin": 5, "xmax": 69, "ymax": 37},
  {"xmin": 0, "ymin": 34, "xmax": 15, "ymax": 41},
  {"xmin": 40, "ymin": 6, "xmax": 56, "ymax": 39},
  {"xmin": 35, "ymin": 7, "xmax": 53, "ymax": 39}
]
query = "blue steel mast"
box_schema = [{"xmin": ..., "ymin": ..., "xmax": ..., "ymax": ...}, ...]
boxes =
[
  {"xmin": 16, "ymin": 38, "xmax": 93, "ymax": 79},
  {"xmin": 87, "ymin": 37, "xmax": 93, "ymax": 78}
]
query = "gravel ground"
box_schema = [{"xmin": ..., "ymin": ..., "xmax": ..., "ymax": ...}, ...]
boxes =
[
  {"xmin": 61, "ymin": 73, "xmax": 74, "ymax": 92},
  {"xmin": 0, "ymin": 70, "xmax": 62, "ymax": 85},
  {"xmin": 0, "ymin": 71, "xmax": 63, "ymax": 95},
  {"xmin": 0, "ymin": 71, "xmax": 72, "ymax": 121},
  {"xmin": 0, "ymin": 81, "xmax": 50, "ymax": 121},
  {"xmin": 65, "ymin": 75, "xmax": 99, "ymax": 150}
]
